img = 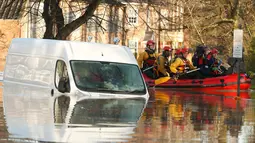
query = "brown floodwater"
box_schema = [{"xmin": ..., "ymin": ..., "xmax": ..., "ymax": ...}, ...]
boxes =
[{"xmin": 0, "ymin": 86, "xmax": 255, "ymax": 143}]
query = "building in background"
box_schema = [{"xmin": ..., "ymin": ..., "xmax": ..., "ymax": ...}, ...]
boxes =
[
  {"xmin": 1, "ymin": 0, "xmax": 185, "ymax": 59},
  {"xmin": 0, "ymin": 0, "xmax": 23, "ymax": 70}
]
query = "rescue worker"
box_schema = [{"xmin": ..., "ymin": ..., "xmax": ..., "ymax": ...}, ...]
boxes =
[
  {"xmin": 204, "ymin": 46, "xmax": 214, "ymax": 66},
  {"xmin": 137, "ymin": 40, "xmax": 158, "ymax": 79},
  {"xmin": 210, "ymin": 48, "xmax": 226, "ymax": 76},
  {"xmin": 192, "ymin": 45, "xmax": 211, "ymax": 77},
  {"xmin": 192, "ymin": 45, "xmax": 206, "ymax": 68},
  {"xmin": 170, "ymin": 47, "xmax": 202, "ymax": 79},
  {"xmin": 155, "ymin": 46, "xmax": 172, "ymax": 78}
]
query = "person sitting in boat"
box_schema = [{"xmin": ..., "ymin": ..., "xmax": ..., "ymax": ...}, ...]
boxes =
[
  {"xmin": 137, "ymin": 40, "xmax": 158, "ymax": 79},
  {"xmin": 192, "ymin": 45, "xmax": 206, "ymax": 68},
  {"xmin": 154, "ymin": 46, "xmax": 173, "ymax": 78},
  {"xmin": 170, "ymin": 47, "xmax": 202, "ymax": 79},
  {"xmin": 192, "ymin": 45, "xmax": 211, "ymax": 77},
  {"xmin": 209, "ymin": 48, "xmax": 227, "ymax": 76}
]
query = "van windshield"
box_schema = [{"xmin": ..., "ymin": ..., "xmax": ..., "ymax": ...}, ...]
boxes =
[{"xmin": 70, "ymin": 61, "xmax": 146, "ymax": 94}]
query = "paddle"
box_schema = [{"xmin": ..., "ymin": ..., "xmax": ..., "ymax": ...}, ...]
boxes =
[
  {"xmin": 154, "ymin": 76, "xmax": 171, "ymax": 86},
  {"xmin": 154, "ymin": 68, "xmax": 201, "ymax": 86},
  {"xmin": 142, "ymin": 66, "xmax": 154, "ymax": 72},
  {"xmin": 184, "ymin": 68, "xmax": 200, "ymax": 74}
]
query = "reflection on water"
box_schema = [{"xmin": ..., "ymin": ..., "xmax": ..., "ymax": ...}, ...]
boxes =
[
  {"xmin": 54, "ymin": 96, "xmax": 146, "ymax": 126},
  {"xmin": 1, "ymin": 82, "xmax": 147, "ymax": 142},
  {"xmin": 0, "ymin": 90, "xmax": 8, "ymax": 140},
  {"xmin": 132, "ymin": 89, "xmax": 255, "ymax": 143},
  {"xmin": 1, "ymin": 84, "xmax": 255, "ymax": 142}
]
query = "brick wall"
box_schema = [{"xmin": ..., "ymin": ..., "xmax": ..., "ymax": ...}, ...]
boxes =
[{"xmin": 0, "ymin": 20, "xmax": 21, "ymax": 71}]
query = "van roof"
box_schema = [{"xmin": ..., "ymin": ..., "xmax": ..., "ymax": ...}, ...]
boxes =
[{"xmin": 8, "ymin": 38, "xmax": 137, "ymax": 65}]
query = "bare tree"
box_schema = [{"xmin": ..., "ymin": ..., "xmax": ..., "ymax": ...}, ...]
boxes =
[
  {"xmin": 183, "ymin": 0, "xmax": 255, "ymax": 55},
  {"xmin": 0, "ymin": 0, "xmax": 24, "ymax": 19},
  {"xmin": 40, "ymin": 0, "xmax": 101, "ymax": 39}
]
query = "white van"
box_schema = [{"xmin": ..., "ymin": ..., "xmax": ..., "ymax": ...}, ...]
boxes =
[{"xmin": 3, "ymin": 38, "xmax": 149, "ymax": 100}]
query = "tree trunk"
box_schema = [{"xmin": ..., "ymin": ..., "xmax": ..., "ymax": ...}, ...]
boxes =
[{"xmin": 42, "ymin": 0, "xmax": 54, "ymax": 39}]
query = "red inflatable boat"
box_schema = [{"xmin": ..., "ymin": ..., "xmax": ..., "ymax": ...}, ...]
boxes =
[{"xmin": 143, "ymin": 73, "xmax": 251, "ymax": 90}]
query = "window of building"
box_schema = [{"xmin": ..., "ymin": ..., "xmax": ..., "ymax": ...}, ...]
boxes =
[
  {"xmin": 86, "ymin": 18, "xmax": 97, "ymax": 32},
  {"xmin": 128, "ymin": 39, "xmax": 139, "ymax": 55},
  {"xmin": 128, "ymin": 7, "xmax": 138, "ymax": 25}
]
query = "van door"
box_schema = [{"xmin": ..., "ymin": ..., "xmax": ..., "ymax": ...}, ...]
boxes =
[{"xmin": 54, "ymin": 60, "xmax": 71, "ymax": 94}]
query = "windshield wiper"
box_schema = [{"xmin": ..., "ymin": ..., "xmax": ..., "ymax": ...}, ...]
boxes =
[
  {"xmin": 85, "ymin": 88, "xmax": 144, "ymax": 94},
  {"xmin": 113, "ymin": 89, "xmax": 145, "ymax": 94},
  {"xmin": 86, "ymin": 88, "xmax": 119, "ymax": 93}
]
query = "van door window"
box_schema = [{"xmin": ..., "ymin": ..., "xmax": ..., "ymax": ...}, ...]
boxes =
[{"xmin": 55, "ymin": 60, "xmax": 70, "ymax": 92}]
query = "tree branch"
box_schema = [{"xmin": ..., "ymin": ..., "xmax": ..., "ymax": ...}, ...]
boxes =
[
  {"xmin": 186, "ymin": 2, "xmax": 205, "ymax": 44},
  {"xmin": 55, "ymin": 0, "xmax": 65, "ymax": 32},
  {"xmin": 201, "ymin": 19, "xmax": 235, "ymax": 31},
  {"xmin": 56, "ymin": 0, "xmax": 102, "ymax": 40}
]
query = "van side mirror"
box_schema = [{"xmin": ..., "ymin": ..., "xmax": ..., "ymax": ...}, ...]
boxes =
[{"xmin": 58, "ymin": 77, "xmax": 68, "ymax": 93}]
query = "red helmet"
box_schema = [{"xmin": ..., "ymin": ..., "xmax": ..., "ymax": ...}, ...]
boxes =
[
  {"xmin": 211, "ymin": 48, "xmax": 219, "ymax": 54},
  {"xmin": 146, "ymin": 40, "xmax": 155, "ymax": 46},
  {"xmin": 163, "ymin": 46, "xmax": 172, "ymax": 51},
  {"xmin": 181, "ymin": 47, "xmax": 189, "ymax": 53}
]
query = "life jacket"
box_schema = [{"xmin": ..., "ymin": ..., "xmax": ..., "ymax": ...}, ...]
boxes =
[
  {"xmin": 156, "ymin": 56, "xmax": 170, "ymax": 71},
  {"xmin": 205, "ymin": 52, "xmax": 215, "ymax": 66},
  {"xmin": 153, "ymin": 56, "xmax": 170, "ymax": 77},
  {"xmin": 143, "ymin": 50, "xmax": 156, "ymax": 68},
  {"xmin": 212, "ymin": 59, "xmax": 220, "ymax": 67},
  {"xmin": 211, "ymin": 58, "xmax": 221, "ymax": 75},
  {"xmin": 177, "ymin": 58, "xmax": 189, "ymax": 71},
  {"xmin": 206, "ymin": 52, "xmax": 213, "ymax": 60},
  {"xmin": 171, "ymin": 56, "xmax": 178, "ymax": 63},
  {"xmin": 198, "ymin": 57, "xmax": 205, "ymax": 65},
  {"xmin": 192, "ymin": 54, "xmax": 206, "ymax": 67}
]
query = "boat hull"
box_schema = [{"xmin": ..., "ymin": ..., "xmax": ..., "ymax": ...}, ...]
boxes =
[{"xmin": 143, "ymin": 73, "xmax": 251, "ymax": 90}]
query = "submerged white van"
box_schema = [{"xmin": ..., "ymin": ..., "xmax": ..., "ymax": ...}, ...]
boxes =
[{"xmin": 3, "ymin": 38, "xmax": 149, "ymax": 100}]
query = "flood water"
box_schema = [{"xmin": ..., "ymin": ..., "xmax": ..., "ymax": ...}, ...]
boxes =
[{"xmin": 0, "ymin": 85, "xmax": 255, "ymax": 142}]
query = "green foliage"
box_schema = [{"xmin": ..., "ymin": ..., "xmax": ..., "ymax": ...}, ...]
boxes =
[{"xmin": 246, "ymin": 37, "xmax": 255, "ymax": 72}]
